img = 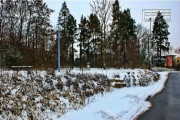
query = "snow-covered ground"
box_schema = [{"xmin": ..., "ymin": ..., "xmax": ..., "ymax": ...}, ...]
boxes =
[
  {"xmin": 0, "ymin": 68, "xmax": 169, "ymax": 120},
  {"xmin": 53, "ymin": 70, "xmax": 169, "ymax": 120}
]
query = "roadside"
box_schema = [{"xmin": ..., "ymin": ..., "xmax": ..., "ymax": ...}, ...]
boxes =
[{"xmin": 138, "ymin": 72, "xmax": 180, "ymax": 120}]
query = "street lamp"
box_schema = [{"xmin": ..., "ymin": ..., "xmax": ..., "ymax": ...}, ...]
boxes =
[
  {"xmin": 149, "ymin": 18, "xmax": 152, "ymax": 70},
  {"xmin": 57, "ymin": 16, "xmax": 60, "ymax": 72}
]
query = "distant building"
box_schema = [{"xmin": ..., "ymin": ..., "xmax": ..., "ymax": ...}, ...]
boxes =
[
  {"xmin": 163, "ymin": 55, "xmax": 176, "ymax": 67},
  {"xmin": 162, "ymin": 48, "xmax": 180, "ymax": 68}
]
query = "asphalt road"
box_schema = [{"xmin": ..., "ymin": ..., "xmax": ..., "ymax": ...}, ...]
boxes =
[{"xmin": 138, "ymin": 72, "xmax": 180, "ymax": 120}]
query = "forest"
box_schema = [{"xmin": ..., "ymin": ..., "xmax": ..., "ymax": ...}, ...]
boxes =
[{"xmin": 0, "ymin": 0, "xmax": 170, "ymax": 70}]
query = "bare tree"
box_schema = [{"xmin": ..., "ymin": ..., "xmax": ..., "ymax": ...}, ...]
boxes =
[
  {"xmin": 136, "ymin": 24, "xmax": 150, "ymax": 66},
  {"xmin": 90, "ymin": 0, "xmax": 113, "ymax": 69}
]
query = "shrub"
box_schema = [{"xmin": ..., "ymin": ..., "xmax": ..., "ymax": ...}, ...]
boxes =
[
  {"xmin": 47, "ymin": 68, "xmax": 55, "ymax": 76},
  {"xmin": 139, "ymin": 75, "xmax": 152, "ymax": 86},
  {"xmin": 4, "ymin": 48, "xmax": 23, "ymax": 68},
  {"xmin": 175, "ymin": 64, "xmax": 180, "ymax": 71},
  {"xmin": 56, "ymin": 80, "xmax": 64, "ymax": 90},
  {"xmin": 153, "ymin": 73, "xmax": 160, "ymax": 82},
  {"xmin": 124, "ymin": 75, "xmax": 130, "ymax": 87}
]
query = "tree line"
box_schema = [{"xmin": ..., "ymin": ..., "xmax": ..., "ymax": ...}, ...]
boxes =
[
  {"xmin": 0, "ymin": 0, "xmax": 56, "ymax": 69},
  {"xmin": 0, "ymin": 0, "xmax": 170, "ymax": 70}
]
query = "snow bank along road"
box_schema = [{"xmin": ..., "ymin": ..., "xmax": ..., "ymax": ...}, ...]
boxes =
[
  {"xmin": 54, "ymin": 71, "xmax": 169, "ymax": 120},
  {"xmin": 0, "ymin": 69, "xmax": 169, "ymax": 120},
  {"xmin": 138, "ymin": 72, "xmax": 180, "ymax": 120}
]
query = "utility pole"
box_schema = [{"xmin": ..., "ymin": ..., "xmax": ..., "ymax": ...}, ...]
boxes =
[
  {"xmin": 57, "ymin": 16, "xmax": 60, "ymax": 72},
  {"xmin": 149, "ymin": 17, "xmax": 152, "ymax": 70}
]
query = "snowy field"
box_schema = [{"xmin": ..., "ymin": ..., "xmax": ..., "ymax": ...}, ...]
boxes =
[
  {"xmin": 0, "ymin": 68, "xmax": 169, "ymax": 120},
  {"xmin": 53, "ymin": 69, "xmax": 169, "ymax": 120}
]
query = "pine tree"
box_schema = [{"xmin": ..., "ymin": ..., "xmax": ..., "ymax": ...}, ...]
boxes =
[
  {"xmin": 88, "ymin": 13, "xmax": 101, "ymax": 67},
  {"xmin": 78, "ymin": 15, "xmax": 92, "ymax": 67},
  {"xmin": 112, "ymin": 0, "xmax": 120, "ymax": 31},
  {"xmin": 59, "ymin": 1, "xmax": 70, "ymax": 66},
  {"xmin": 152, "ymin": 11, "xmax": 170, "ymax": 66},
  {"xmin": 59, "ymin": 2, "xmax": 77, "ymax": 68},
  {"xmin": 110, "ymin": 0, "xmax": 121, "ymax": 67},
  {"xmin": 118, "ymin": 9, "xmax": 137, "ymax": 68},
  {"xmin": 67, "ymin": 14, "xmax": 77, "ymax": 68},
  {"xmin": 78, "ymin": 15, "xmax": 89, "ymax": 68}
]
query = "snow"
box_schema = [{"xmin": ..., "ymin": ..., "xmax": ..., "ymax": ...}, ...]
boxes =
[
  {"xmin": 0, "ymin": 68, "xmax": 169, "ymax": 120},
  {"xmin": 51, "ymin": 71, "xmax": 168, "ymax": 120}
]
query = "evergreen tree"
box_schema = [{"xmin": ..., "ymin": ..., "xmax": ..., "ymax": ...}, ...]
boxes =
[
  {"xmin": 88, "ymin": 13, "xmax": 101, "ymax": 67},
  {"xmin": 59, "ymin": 1, "xmax": 70, "ymax": 66},
  {"xmin": 111, "ymin": 1, "xmax": 138, "ymax": 68},
  {"xmin": 118, "ymin": 9, "xmax": 137, "ymax": 68},
  {"xmin": 110, "ymin": 0, "xmax": 121, "ymax": 67},
  {"xmin": 4, "ymin": 48, "xmax": 23, "ymax": 68},
  {"xmin": 78, "ymin": 15, "xmax": 89, "ymax": 68},
  {"xmin": 111, "ymin": 0, "xmax": 120, "ymax": 31},
  {"xmin": 152, "ymin": 11, "xmax": 170, "ymax": 66},
  {"xmin": 67, "ymin": 14, "xmax": 77, "ymax": 68},
  {"xmin": 59, "ymin": 2, "xmax": 77, "ymax": 68}
]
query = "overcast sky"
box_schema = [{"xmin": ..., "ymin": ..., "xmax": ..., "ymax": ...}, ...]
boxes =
[{"xmin": 44, "ymin": 0, "xmax": 180, "ymax": 49}]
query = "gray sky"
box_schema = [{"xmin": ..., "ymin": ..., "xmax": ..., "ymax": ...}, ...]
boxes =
[{"xmin": 44, "ymin": 0, "xmax": 180, "ymax": 49}]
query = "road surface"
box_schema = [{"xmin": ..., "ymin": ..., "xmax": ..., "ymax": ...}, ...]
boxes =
[{"xmin": 138, "ymin": 72, "xmax": 180, "ymax": 120}]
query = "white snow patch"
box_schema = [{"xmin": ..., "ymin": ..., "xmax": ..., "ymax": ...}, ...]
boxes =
[
  {"xmin": 51, "ymin": 71, "xmax": 168, "ymax": 120},
  {"xmin": 0, "ymin": 68, "xmax": 169, "ymax": 120}
]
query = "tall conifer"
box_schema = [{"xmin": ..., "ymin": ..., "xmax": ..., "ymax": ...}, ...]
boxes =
[{"xmin": 152, "ymin": 11, "xmax": 170, "ymax": 66}]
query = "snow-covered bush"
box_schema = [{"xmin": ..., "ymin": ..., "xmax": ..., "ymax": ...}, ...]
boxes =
[
  {"xmin": 47, "ymin": 68, "xmax": 55, "ymax": 76},
  {"xmin": 0, "ymin": 70, "xmax": 112, "ymax": 120},
  {"xmin": 124, "ymin": 75, "xmax": 131, "ymax": 87},
  {"xmin": 132, "ymin": 75, "xmax": 137, "ymax": 86},
  {"xmin": 55, "ymin": 77, "xmax": 64, "ymax": 90},
  {"xmin": 138, "ymin": 70, "xmax": 159, "ymax": 86},
  {"xmin": 153, "ymin": 72, "xmax": 160, "ymax": 82},
  {"xmin": 138, "ymin": 74, "xmax": 152, "ymax": 86},
  {"xmin": 120, "ymin": 70, "xmax": 160, "ymax": 87},
  {"xmin": 0, "ymin": 68, "xmax": 161, "ymax": 119},
  {"xmin": 113, "ymin": 74, "xmax": 120, "ymax": 78}
]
